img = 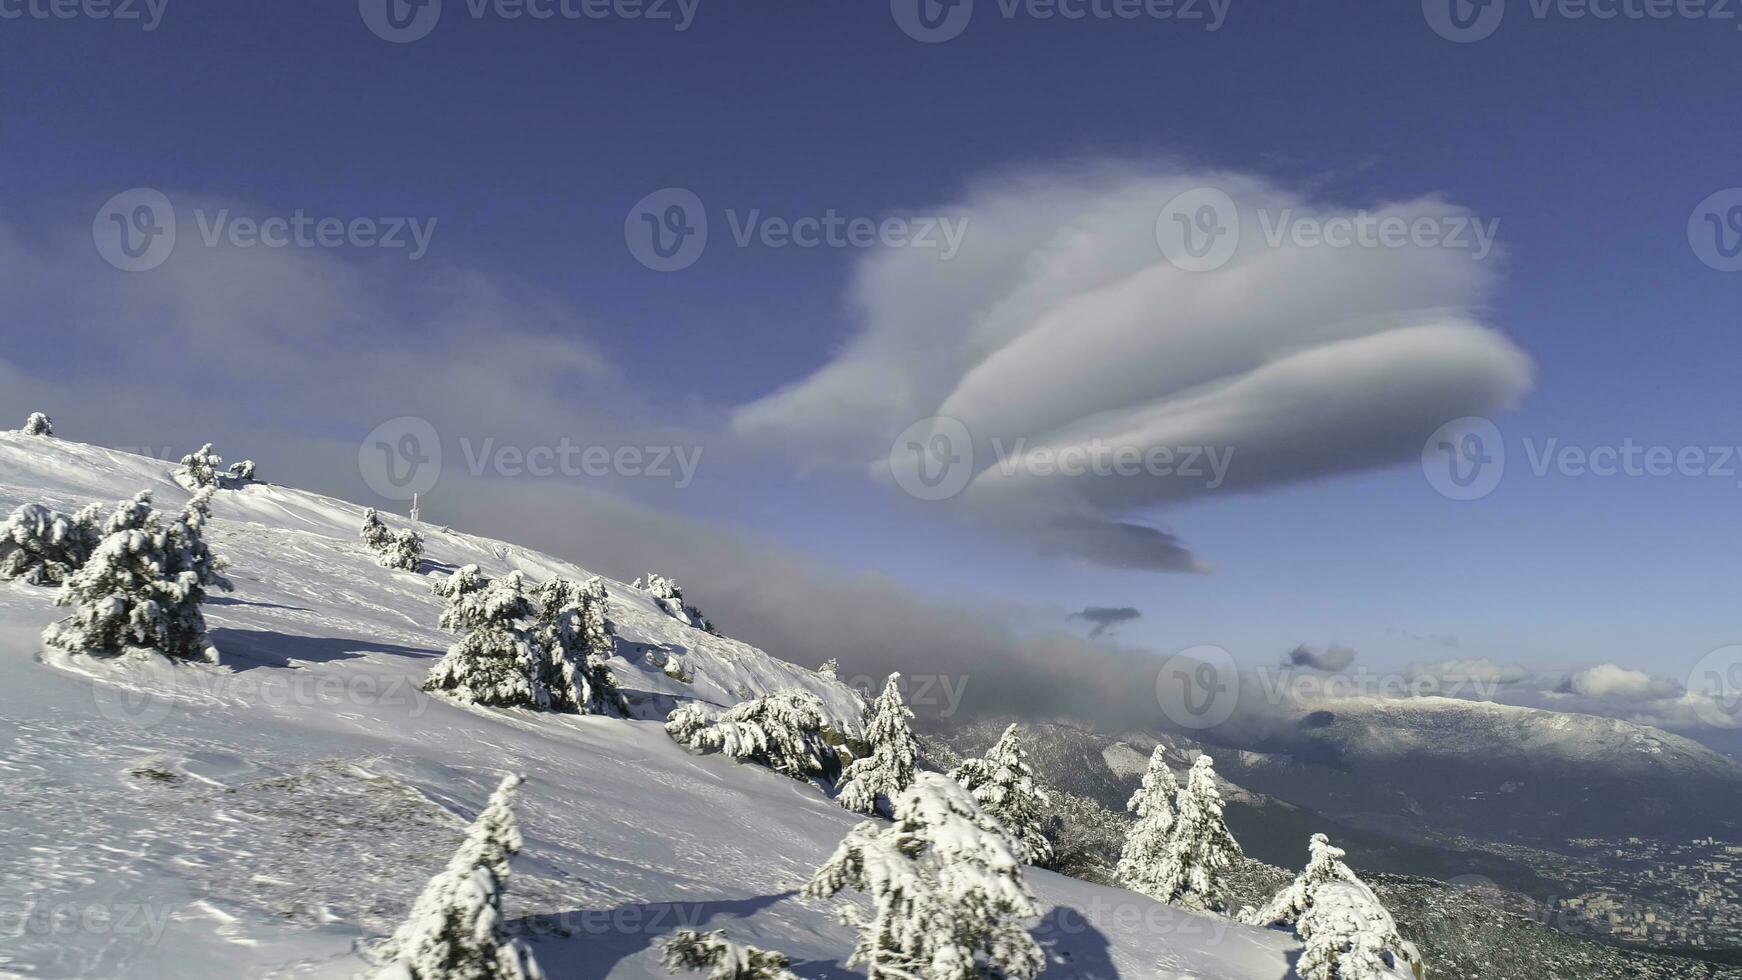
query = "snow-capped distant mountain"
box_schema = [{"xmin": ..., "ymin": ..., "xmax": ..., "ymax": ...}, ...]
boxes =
[
  {"xmin": 1217, "ymin": 695, "xmax": 1742, "ymax": 843},
  {"xmin": 0, "ymin": 433, "xmax": 1346, "ymax": 980}
]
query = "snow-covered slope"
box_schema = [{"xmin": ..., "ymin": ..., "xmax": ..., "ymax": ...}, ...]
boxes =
[{"xmin": 0, "ymin": 434, "xmax": 1334, "ymax": 980}]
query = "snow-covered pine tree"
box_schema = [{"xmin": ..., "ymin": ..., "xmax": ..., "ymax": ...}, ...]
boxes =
[
  {"xmin": 531, "ymin": 575, "xmax": 626, "ymax": 716},
  {"xmin": 659, "ymin": 930, "xmax": 799, "ymax": 980},
  {"xmin": 42, "ymin": 489, "xmax": 232, "ymax": 662},
  {"xmin": 170, "ymin": 486, "xmax": 231, "ymax": 596},
  {"xmin": 432, "ymin": 564, "xmax": 492, "ymax": 629},
  {"xmin": 816, "ymin": 658, "xmax": 839, "ymax": 681},
  {"xmin": 362, "ymin": 507, "xmax": 396, "ymax": 552},
  {"xmin": 422, "ymin": 571, "xmax": 547, "ymax": 708},
  {"xmin": 836, "ymin": 673, "xmax": 918, "ymax": 816},
  {"xmin": 1114, "ymin": 745, "xmax": 1180, "ymax": 898},
  {"xmin": 227, "ymin": 460, "xmax": 256, "ymax": 482},
  {"xmin": 0, "ymin": 502, "xmax": 102, "ymax": 585},
  {"xmin": 805, "ymin": 771, "xmax": 1045, "ymax": 980},
  {"xmin": 949, "ymin": 724, "xmax": 1053, "ymax": 865},
  {"xmin": 1243, "ymin": 834, "xmax": 1365, "ymax": 928},
  {"xmin": 20, "ymin": 412, "xmax": 52, "ymax": 436},
  {"xmin": 370, "ymin": 774, "xmax": 545, "ymax": 980},
  {"xmin": 633, "ymin": 573, "xmax": 719, "ymax": 635},
  {"xmin": 1150, "ymin": 755, "xmax": 1243, "ymax": 914},
  {"xmin": 176, "ymin": 444, "xmax": 223, "ymax": 489},
  {"xmin": 380, "ymin": 528, "xmax": 424, "ymax": 572},
  {"xmin": 1295, "ymin": 882, "xmax": 1423, "ymax": 980},
  {"xmin": 665, "ymin": 691, "xmax": 840, "ymax": 781}
]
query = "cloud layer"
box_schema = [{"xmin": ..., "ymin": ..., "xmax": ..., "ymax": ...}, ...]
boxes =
[{"xmin": 734, "ymin": 165, "xmax": 1533, "ymax": 570}]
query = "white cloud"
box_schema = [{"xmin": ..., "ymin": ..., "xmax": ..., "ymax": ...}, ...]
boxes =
[
  {"xmin": 734, "ymin": 164, "xmax": 1533, "ymax": 570},
  {"xmin": 1559, "ymin": 663, "xmax": 1684, "ymax": 702}
]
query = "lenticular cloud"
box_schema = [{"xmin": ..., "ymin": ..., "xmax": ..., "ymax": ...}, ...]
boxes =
[{"xmin": 733, "ymin": 164, "xmax": 1533, "ymax": 570}]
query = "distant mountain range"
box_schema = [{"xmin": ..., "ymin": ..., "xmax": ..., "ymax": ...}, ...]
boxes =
[{"xmin": 1212, "ymin": 695, "xmax": 1742, "ymax": 844}]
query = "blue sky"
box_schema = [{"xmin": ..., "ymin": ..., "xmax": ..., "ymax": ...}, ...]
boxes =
[{"xmin": 3, "ymin": 0, "xmax": 1741, "ymax": 696}]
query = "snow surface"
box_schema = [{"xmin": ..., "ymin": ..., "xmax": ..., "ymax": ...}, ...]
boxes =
[{"xmin": 0, "ymin": 435, "xmax": 1354, "ymax": 979}]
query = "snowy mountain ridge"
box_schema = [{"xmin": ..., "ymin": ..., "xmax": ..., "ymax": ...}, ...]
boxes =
[{"xmin": 0, "ymin": 433, "xmax": 1355, "ymax": 980}]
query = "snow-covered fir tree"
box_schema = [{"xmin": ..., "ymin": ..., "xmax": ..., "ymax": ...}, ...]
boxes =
[
  {"xmin": 1114, "ymin": 745, "xmax": 1180, "ymax": 898},
  {"xmin": 1149, "ymin": 755, "xmax": 1243, "ymax": 914},
  {"xmin": 659, "ymin": 930, "xmax": 799, "ymax": 980},
  {"xmin": 805, "ymin": 772, "xmax": 1045, "ymax": 980},
  {"xmin": 0, "ymin": 502, "xmax": 101, "ymax": 585},
  {"xmin": 370, "ymin": 774, "xmax": 545, "ymax": 980},
  {"xmin": 422, "ymin": 570, "xmax": 547, "ymax": 708},
  {"xmin": 176, "ymin": 443, "xmax": 223, "ymax": 489},
  {"xmin": 836, "ymin": 673, "xmax": 918, "ymax": 816},
  {"xmin": 380, "ymin": 528, "xmax": 424, "ymax": 572},
  {"xmin": 633, "ymin": 573, "xmax": 719, "ymax": 635},
  {"xmin": 361, "ymin": 507, "xmax": 396, "ymax": 552},
  {"xmin": 227, "ymin": 459, "xmax": 256, "ymax": 482},
  {"xmin": 817, "ymin": 658, "xmax": 839, "ymax": 681},
  {"xmin": 1245, "ymin": 835, "xmax": 1423, "ymax": 979},
  {"xmin": 1295, "ymin": 882, "xmax": 1422, "ymax": 980},
  {"xmin": 20, "ymin": 412, "xmax": 52, "ymax": 436},
  {"xmin": 1243, "ymin": 833, "xmax": 1366, "ymax": 928},
  {"xmin": 531, "ymin": 575, "xmax": 626, "ymax": 716},
  {"xmin": 949, "ymin": 724, "xmax": 1053, "ymax": 865},
  {"xmin": 665, "ymin": 690, "xmax": 840, "ymax": 781},
  {"xmin": 42, "ymin": 488, "xmax": 232, "ymax": 662},
  {"xmin": 432, "ymin": 564, "xmax": 493, "ymax": 629}
]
